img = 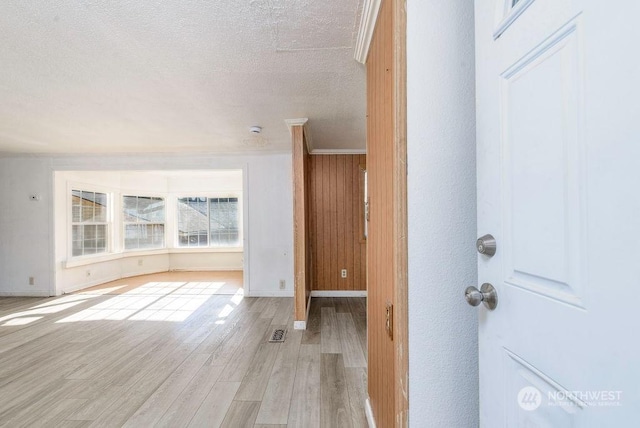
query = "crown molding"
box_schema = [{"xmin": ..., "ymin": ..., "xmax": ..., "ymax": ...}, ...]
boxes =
[{"xmin": 354, "ymin": 0, "xmax": 382, "ymax": 64}]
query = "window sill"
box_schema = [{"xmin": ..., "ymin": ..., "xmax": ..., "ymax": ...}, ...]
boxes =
[{"xmin": 64, "ymin": 247, "xmax": 243, "ymax": 268}]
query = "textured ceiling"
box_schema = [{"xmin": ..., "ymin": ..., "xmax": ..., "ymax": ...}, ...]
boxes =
[{"xmin": 0, "ymin": 0, "xmax": 365, "ymax": 154}]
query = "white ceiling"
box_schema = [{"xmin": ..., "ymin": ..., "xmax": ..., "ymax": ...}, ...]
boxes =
[{"xmin": 0, "ymin": 1, "xmax": 366, "ymax": 154}]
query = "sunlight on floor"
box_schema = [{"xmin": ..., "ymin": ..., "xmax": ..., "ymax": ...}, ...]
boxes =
[{"xmin": 53, "ymin": 281, "xmax": 243, "ymax": 324}]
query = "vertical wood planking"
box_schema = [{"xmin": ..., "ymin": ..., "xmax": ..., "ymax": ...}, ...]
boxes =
[
  {"xmin": 336, "ymin": 156, "xmax": 345, "ymax": 291},
  {"xmin": 322, "ymin": 155, "xmax": 332, "ymax": 291},
  {"xmin": 309, "ymin": 155, "xmax": 367, "ymax": 291},
  {"xmin": 392, "ymin": 0, "xmax": 409, "ymax": 423},
  {"xmin": 329, "ymin": 155, "xmax": 337, "ymax": 291},
  {"xmin": 314, "ymin": 156, "xmax": 324, "ymax": 291},
  {"xmin": 366, "ymin": 0, "xmax": 408, "ymax": 426}
]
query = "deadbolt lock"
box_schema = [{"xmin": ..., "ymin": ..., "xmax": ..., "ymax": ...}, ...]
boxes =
[{"xmin": 476, "ymin": 234, "xmax": 497, "ymax": 257}]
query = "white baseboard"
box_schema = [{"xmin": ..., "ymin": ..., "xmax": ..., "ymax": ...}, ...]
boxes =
[
  {"xmin": 247, "ymin": 290, "xmax": 294, "ymax": 298},
  {"xmin": 310, "ymin": 290, "xmax": 367, "ymax": 297},
  {"xmin": 0, "ymin": 290, "xmax": 51, "ymax": 297},
  {"xmin": 293, "ymin": 320, "xmax": 306, "ymax": 330},
  {"xmin": 365, "ymin": 398, "xmax": 377, "ymax": 428},
  {"xmin": 169, "ymin": 267, "xmax": 243, "ymax": 272},
  {"xmin": 61, "ymin": 273, "xmax": 122, "ymax": 295}
]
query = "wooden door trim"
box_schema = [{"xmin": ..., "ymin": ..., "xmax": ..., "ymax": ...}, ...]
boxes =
[
  {"xmin": 392, "ymin": 0, "xmax": 408, "ymax": 425},
  {"xmin": 292, "ymin": 124, "xmax": 311, "ymax": 328}
]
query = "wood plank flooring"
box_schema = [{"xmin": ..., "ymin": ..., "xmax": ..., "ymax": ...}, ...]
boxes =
[{"xmin": 0, "ymin": 276, "xmax": 367, "ymax": 427}]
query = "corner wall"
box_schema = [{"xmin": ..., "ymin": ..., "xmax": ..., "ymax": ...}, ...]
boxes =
[{"xmin": 407, "ymin": 0, "xmax": 478, "ymax": 426}]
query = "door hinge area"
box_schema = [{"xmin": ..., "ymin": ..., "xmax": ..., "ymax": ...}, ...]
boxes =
[{"xmin": 385, "ymin": 301, "xmax": 393, "ymax": 341}]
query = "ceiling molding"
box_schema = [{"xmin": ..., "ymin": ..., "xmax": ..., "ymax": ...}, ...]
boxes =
[
  {"xmin": 310, "ymin": 149, "xmax": 366, "ymax": 155},
  {"xmin": 354, "ymin": 0, "xmax": 382, "ymax": 64}
]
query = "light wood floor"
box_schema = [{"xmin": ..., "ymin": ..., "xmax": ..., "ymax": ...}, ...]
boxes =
[{"xmin": 0, "ymin": 273, "xmax": 367, "ymax": 427}]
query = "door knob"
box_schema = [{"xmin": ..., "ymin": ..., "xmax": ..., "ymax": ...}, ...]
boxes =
[
  {"xmin": 476, "ymin": 234, "xmax": 496, "ymax": 257},
  {"xmin": 465, "ymin": 283, "xmax": 498, "ymax": 310}
]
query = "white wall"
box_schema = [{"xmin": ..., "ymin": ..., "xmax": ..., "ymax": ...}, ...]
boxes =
[
  {"xmin": 0, "ymin": 157, "xmax": 54, "ymax": 296},
  {"xmin": 407, "ymin": 0, "xmax": 478, "ymax": 426},
  {"xmin": 0, "ymin": 153, "xmax": 293, "ymax": 297}
]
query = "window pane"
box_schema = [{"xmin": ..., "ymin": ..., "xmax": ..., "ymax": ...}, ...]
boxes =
[
  {"xmin": 177, "ymin": 197, "xmax": 209, "ymax": 247},
  {"xmin": 210, "ymin": 197, "xmax": 240, "ymax": 247},
  {"xmin": 81, "ymin": 191, "xmax": 95, "ymax": 222},
  {"xmin": 123, "ymin": 196, "xmax": 138, "ymax": 222},
  {"xmin": 124, "ymin": 223, "xmax": 164, "ymax": 250},
  {"xmin": 72, "ymin": 225, "xmax": 83, "ymax": 256},
  {"xmin": 71, "ymin": 190, "xmax": 110, "ymax": 257},
  {"xmin": 72, "ymin": 190, "xmax": 82, "ymax": 222},
  {"xmin": 124, "ymin": 224, "xmax": 138, "ymax": 249},
  {"xmin": 94, "ymin": 193, "xmax": 107, "ymax": 222}
]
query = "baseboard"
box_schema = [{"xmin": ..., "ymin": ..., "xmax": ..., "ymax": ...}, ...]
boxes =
[
  {"xmin": 293, "ymin": 320, "xmax": 306, "ymax": 330},
  {"xmin": 365, "ymin": 398, "xmax": 377, "ymax": 428},
  {"xmin": 0, "ymin": 290, "xmax": 51, "ymax": 297},
  {"xmin": 169, "ymin": 267, "xmax": 243, "ymax": 272},
  {"xmin": 310, "ymin": 290, "xmax": 367, "ymax": 297},
  {"xmin": 61, "ymin": 273, "xmax": 122, "ymax": 294},
  {"xmin": 247, "ymin": 290, "xmax": 294, "ymax": 298}
]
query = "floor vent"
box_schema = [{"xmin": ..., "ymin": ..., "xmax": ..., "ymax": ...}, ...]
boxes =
[{"xmin": 269, "ymin": 329, "xmax": 286, "ymax": 343}]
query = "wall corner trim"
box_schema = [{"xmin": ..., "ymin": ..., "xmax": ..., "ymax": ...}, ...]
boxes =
[
  {"xmin": 354, "ymin": 0, "xmax": 383, "ymax": 64},
  {"xmin": 285, "ymin": 118, "xmax": 313, "ymax": 152},
  {"xmin": 365, "ymin": 397, "xmax": 377, "ymax": 428}
]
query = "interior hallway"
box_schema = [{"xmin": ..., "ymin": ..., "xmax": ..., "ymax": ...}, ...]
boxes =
[{"xmin": 0, "ymin": 273, "xmax": 367, "ymax": 427}]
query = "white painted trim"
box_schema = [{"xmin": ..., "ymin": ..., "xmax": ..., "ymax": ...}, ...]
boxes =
[
  {"xmin": 293, "ymin": 320, "xmax": 306, "ymax": 330},
  {"xmin": 61, "ymin": 273, "xmax": 123, "ymax": 295},
  {"xmin": 354, "ymin": 0, "xmax": 383, "ymax": 64},
  {"xmin": 169, "ymin": 267, "xmax": 243, "ymax": 272},
  {"xmin": 310, "ymin": 149, "xmax": 367, "ymax": 155},
  {"xmin": 0, "ymin": 291, "xmax": 52, "ymax": 297},
  {"xmin": 365, "ymin": 398, "xmax": 377, "ymax": 428},
  {"xmin": 247, "ymin": 290, "xmax": 294, "ymax": 298},
  {"xmin": 493, "ymin": 0, "xmax": 536, "ymax": 39},
  {"xmin": 310, "ymin": 290, "xmax": 367, "ymax": 297}
]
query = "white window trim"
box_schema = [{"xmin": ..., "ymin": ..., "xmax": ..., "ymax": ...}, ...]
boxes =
[
  {"xmin": 67, "ymin": 181, "xmax": 114, "ymax": 261},
  {"xmin": 174, "ymin": 194, "xmax": 243, "ymax": 250},
  {"xmin": 65, "ymin": 186, "xmax": 244, "ymax": 267}
]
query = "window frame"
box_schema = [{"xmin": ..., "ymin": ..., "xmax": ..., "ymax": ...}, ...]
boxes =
[
  {"xmin": 122, "ymin": 194, "xmax": 167, "ymax": 251},
  {"xmin": 175, "ymin": 194, "xmax": 243, "ymax": 249},
  {"xmin": 68, "ymin": 184, "xmax": 113, "ymax": 260}
]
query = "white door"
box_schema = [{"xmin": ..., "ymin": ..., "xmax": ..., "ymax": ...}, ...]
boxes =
[{"xmin": 474, "ymin": 0, "xmax": 640, "ymax": 426}]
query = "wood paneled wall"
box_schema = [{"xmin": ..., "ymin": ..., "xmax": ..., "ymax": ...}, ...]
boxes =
[
  {"xmin": 309, "ymin": 154, "xmax": 366, "ymax": 291},
  {"xmin": 366, "ymin": 0, "xmax": 408, "ymax": 426},
  {"xmin": 293, "ymin": 125, "xmax": 312, "ymax": 323}
]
